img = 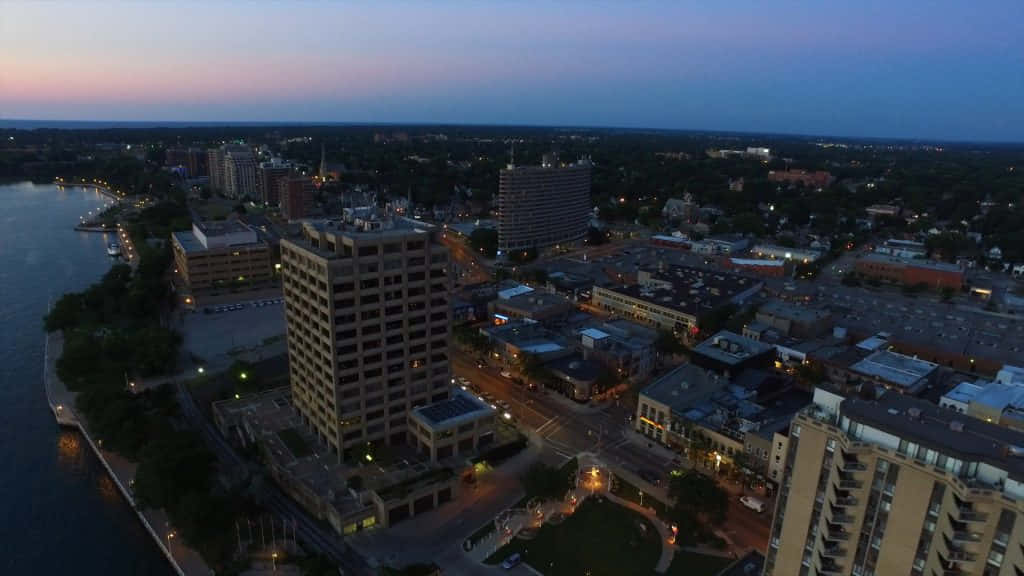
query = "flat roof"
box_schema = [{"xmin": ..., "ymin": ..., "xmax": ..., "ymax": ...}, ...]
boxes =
[
  {"xmin": 860, "ymin": 252, "xmax": 964, "ymax": 273},
  {"xmin": 600, "ymin": 265, "xmax": 760, "ymax": 319},
  {"xmin": 842, "ymin": 392, "xmax": 1024, "ymax": 483},
  {"xmin": 195, "ymin": 219, "xmax": 251, "ymax": 236},
  {"xmin": 639, "ymin": 363, "xmax": 722, "ymax": 415},
  {"xmin": 758, "ymin": 300, "xmax": 831, "ymax": 323},
  {"xmin": 942, "ymin": 381, "xmax": 986, "ymax": 405},
  {"xmin": 580, "ymin": 328, "xmax": 610, "ymax": 340},
  {"xmin": 692, "ymin": 330, "xmax": 775, "ymax": 366},
  {"xmin": 498, "ymin": 285, "xmax": 534, "ymax": 300},
  {"xmin": 171, "ymin": 230, "xmax": 205, "ymax": 254},
  {"xmin": 413, "ymin": 390, "xmax": 493, "ymax": 429},
  {"xmin": 850, "ymin": 349, "xmax": 938, "ymax": 389},
  {"xmin": 730, "ymin": 258, "xmax": 785, "ymax": 267}
]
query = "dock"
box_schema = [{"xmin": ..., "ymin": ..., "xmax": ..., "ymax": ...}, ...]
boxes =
[{"xmin": 43, "ymin": 332, "xmax": 210, "ymax": 576}]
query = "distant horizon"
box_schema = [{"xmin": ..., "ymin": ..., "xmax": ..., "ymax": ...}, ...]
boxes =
[
  {"xmin": 4, "ymin": 2, "xmax": 1023, "ymax": 143},
  {"xmin": 4, "ymin": 117, "xmax": 1024, "ymax": 147}
]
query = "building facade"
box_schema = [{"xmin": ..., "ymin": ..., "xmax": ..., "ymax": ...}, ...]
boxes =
[
  {"xmin": 259, "ymin": 162, "xmax": 291, "ymax": 206},
  {"xmin": 855, "ymin": 253, "xmax": 965, "ymax": 290},
  {"xmin": 223, "ymin": 145, "xmax": 258, "ymax": 199},
  {"xmin": 766, "ymin": 388, "xmax": 1024, "ymax": 576},
  {"xmin": 207, "ymin": 147, "xmax": 225, "ymax": 191},
  {"xmin": 280, "ymin": 176, "xmax": 316, "ymax": 221},
  {"xmin": 280, "ymin": 216, "xmax": 452, "ymax": 460},
  {"xmin": 171, "ymin": 220, "xmax": 273, "ymax": 302},
  {"xmin": 497, "ymin": 158, "xmax": 591, "ymax": 255}
]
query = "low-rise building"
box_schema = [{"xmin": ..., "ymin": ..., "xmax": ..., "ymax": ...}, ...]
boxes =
[
  {"xmin": 749, "ymin": 243, "xmax": 824, "ymax": 264},
  {"xmin": 855, "ymin": 253, "xmax": 965, "ymax": 290},
  {"xmin": 488, "ymin": 290, "xmax": 574, "ymax": 325},
  {"xmin": 690, "ymin": 330, "xmax": 776, "ymax": 377},
  {"xmin": 578, "ymin": 320, "xmax": 657, "ymax": 384},
  {"xmin": 720, "ymin": 257, "xmax": 790, "ymax": 277},
  {"xmin": 874, "ymin": 238, "xmax": 927, "ymax": 259},
  {"xmin": 755, "ymin": 300, "xmax": 833, "ymax": 338},
  {"xmin": 546, "ymin": 354, "xmax": 602, "ymax": 400},
  {"xmin": 408, "ymin": 390, "xmax": 495, "ymax": 464},
  {"xmin": 940, "ymin": 365, "xmax": 1024, "ymax": 429},
  {"xmin": 483, "ymin": 321, "xmax": 572, "ymax": 367},
  {"xmin": 592, "ymin": 266, "xmax": 762, "ymax": 338},
  {"xmin": 691, "ymin": 234, "xmax": 750, "ymax": 255},
  {"xmin": 815, "ymin": 345, "xmax": 939, "ymax": 396},
  {"xmin": 171, "ymin": 219, "xmax": 273, "ymax": 303},
  {"xmin": 636, "ymin": 363, "xmax": 723, "ymax": 446},
  {"xmin": 865, "ymin": 204, "xmax": 901, "ymax": 218}
]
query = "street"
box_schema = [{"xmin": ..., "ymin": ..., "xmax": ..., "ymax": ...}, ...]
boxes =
[{"xmin": 451, "ymin": 356, "xmax": 772, "ymax": 554}]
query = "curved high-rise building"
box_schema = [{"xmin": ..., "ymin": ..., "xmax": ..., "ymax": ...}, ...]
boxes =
[{"xmin": 497, "ymin": 158, "xmax": 591, "ymax": 257}]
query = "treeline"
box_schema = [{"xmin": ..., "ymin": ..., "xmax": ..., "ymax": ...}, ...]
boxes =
[{"xmin": 44, "ymin": 242, "xmax": 242, "ymax": 569}]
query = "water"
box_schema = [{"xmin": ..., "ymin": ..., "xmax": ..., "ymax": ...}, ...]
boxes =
[{"xmin": 0, "ymin": 181, "xmax": 174, "ymax": 575}]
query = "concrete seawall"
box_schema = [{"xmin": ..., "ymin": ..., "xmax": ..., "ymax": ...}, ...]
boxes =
[{"xmin": 43, "ymin": 332, "xmax": 207, "ymax": 576}]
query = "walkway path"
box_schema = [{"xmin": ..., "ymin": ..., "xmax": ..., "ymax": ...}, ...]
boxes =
[{"xmin": 43, "ymin": 332, "xmax": 211, "ymax": 576}]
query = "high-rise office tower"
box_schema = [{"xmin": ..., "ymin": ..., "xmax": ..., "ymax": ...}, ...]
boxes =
[
  {"xmin": 766, "ymin": 388, "xmax": 1024, "ymax": 576},
  {"xmin": 279, "ymin": 211, "xmax": 452, "ymax": 461},
  {"xmin": 497, "ymin": 155, "xmax": 591, "ymax": 257}
]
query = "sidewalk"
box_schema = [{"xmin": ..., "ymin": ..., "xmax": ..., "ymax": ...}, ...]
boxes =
[{"xmin": 43, "ymin": 332, "xmax": 211, "ymax": 576}]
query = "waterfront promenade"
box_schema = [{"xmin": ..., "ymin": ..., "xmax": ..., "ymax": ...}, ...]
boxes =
[{"xmin": 43, "ymin": 332, "xmax": 210, "ymax": 576}]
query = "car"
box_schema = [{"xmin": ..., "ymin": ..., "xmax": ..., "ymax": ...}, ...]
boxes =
[
  {"xmin": 500, "ymin": 370, "xmax": 513, "ymax": 379},
  {"xmin": 740, "ymin": 495, "xmax": 766, "ymax": 513},
  {"xmin": 501, "ymin": 553, "xmax": 521, "ymax": 569}
]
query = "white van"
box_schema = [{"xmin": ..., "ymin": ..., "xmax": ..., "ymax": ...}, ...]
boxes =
[{"xmin": 740, "ymin": 495, "xmax": 766, "ymax": 513}]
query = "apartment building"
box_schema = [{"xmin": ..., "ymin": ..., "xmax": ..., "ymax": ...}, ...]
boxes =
[
  {"xmin": 497, "ymin": 156, "xmax": 591, "ymax": 256},
  {"xmin": 223, "ymin": 145, "xmax": 258, "ymax": 199},
  {"xmin": 259, "ymin": 161, "xmax": 291, "ymax": 205},
  {"xmin": 171, "ymin": 220, "xmax": 273, "ymax": 302},
  {"xmin": 279, "ymin": 213, "xmax": 451, "ymax": 461},
  {"xmin": 280, "ymin": 176, "xmax": 316, "ymax": 221},
  {"xmin": 766, "ymin": 388, "xmax": 1024, "ymax": 576}
]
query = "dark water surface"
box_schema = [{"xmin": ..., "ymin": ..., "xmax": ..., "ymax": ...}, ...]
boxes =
[{"xmin": 0, "ymin": 181, "xmax": 174, "ymax": 575}]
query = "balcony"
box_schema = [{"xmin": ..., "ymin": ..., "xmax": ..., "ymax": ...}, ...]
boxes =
[
  {"xmin": 945, "ymin": 549, "xmax": 977, "ymax": 563},
  {"xmin": 953, "ymin": 507, "xmax": 988, "ymax": 523},
  {"xmin": 834, "ymin": 496, "xmax": 858, "ymax": 507},
  {"xmin": 950, "ymin": 530, "xmax": 982, "ymax": 544},
  {"xmin": 821, "ymin": 544, "xmax": 848, "ymax": 558},
  {"xmin": 839, "ymin": 457, "xmax": 867, "ymax": 472},
  {"xmin": 829, "ymin": 513, "xmax": 856, "ymax": 524},
  {"xmin": 838, "ymin": 478, "xmax": 863, "ymax": 490}
]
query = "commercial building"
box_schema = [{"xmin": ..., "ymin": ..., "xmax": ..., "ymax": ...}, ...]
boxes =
[
  {"xmin": 171, "ymin": 220, "xmax": 273, "ymax": 301},
  {"xmin": 259, "ymin": 161, "xmax": 291, "ymax": 205},
  {"xmin": 497, "ymin": 157, "xmax": 591, "ymax": 256},
  {"xmin": 865, "ymin": 204, "xmax": 902, "ymax": 218},
  {"xmin": 755, "ymin": 301, "xmax": 833, "ymax": 339},
  {"xmin": 750, "ymin": 244, "xmax": 824, "ymax": 264},
  {"xmin": 875, "ymin": 238, "xmax": 927, "ymax": 259},
  {"xmin": 488, "ymin": 289, "xmax": 574, "ymax": 325},
  {"xmin": 767, "ymin": 169, "xmax": 834, "ymax": 188},
  {"xmin": 815, "ymin": 343, "xmax": 939, "ymax": 397},
  {"xmin": 690, "ymin": 330, "xmax": 776, "ymax": 376},
  {"xmin": 636, "ymin": 363, "xmax": 722, "ymax": 446},
  {"xmin": 279, "ymin": 213, "xmax": 452, "ymax": 460},
  {"xmin": 483, "ymin": 321, "xmax": 572, "ymax": 367},
  {"xmin": 855, "ymin": 253, "xmax": 965, "ymax": 290},
  {"xmin": 721, "ymin": 257, "xmax": 790, "ymax": 278},
  {"xmin": 280, "ymin": 176, "xmax": 316, "ymax": 221},
  {"xmin": 766, "ymin": 388, "xmax": 1024, "ymax": 576},
  {"xmin": 578, "ymin": 320, "xmax": 658, "ymax": 384},
  {"xmin": 691, "ymin": 235, "xmax": 750, "ymax": 255},
  {"xmin": 941, "ymin": 365, "xmax": 1024, "ymax": 429},
  {"xmin": 223, "ymin": 145, "xmax": 258, "ymax": 199},
  {"xmin": 408, "ymin": 390, "xmax": 495, "ymax": 464},
  {"xmin": 592, "ymin": 266, "xmax": 762, "ymax": 337}
]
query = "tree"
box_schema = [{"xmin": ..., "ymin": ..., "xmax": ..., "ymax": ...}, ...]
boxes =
[
  {"xmin": 586, "ymin": 226, "xmax": 609, "ymax": 246},
  {"xmin": 134, "ymin": 430, "xmax": 215, "ymax": 510},
  {"xmin": 668, "ymin": 470, "xmax": 728, "ymax": 525},
  {"xmin": 468, "ymin": 228, "xmax": 498, "ymax": 258},
  {"xmin": 655, "ymin": 330, "xmax": 686, "ymax": 357},
  {"xmin": 521, "ymin": 463, "xmax": 572, "ymax": 501},
  {"xmin": 44, "ymin": 292, "xmax": 84, "ymax": 332}
]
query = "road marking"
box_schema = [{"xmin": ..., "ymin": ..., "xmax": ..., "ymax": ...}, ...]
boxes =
[{"xmin": 535, "ymin": 415, "xmax": 559, "ymax": 434}]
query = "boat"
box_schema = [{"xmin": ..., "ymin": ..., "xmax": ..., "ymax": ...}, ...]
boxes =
[{"xmin": 107, "ymin": 243, "xmax": 122, "ymax": 257}]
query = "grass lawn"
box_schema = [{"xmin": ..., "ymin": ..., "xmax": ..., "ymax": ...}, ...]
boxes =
[
  {"xmin": 277, "ymin": 427, "xmax": 312, "ymax": 457},
  {"xmin": 485, "ymin": 498, "xmax": 662, "ymax": 576},
  {"xmin": 663, "ymin": 551, "xmax": 732, "ymax": 575}
]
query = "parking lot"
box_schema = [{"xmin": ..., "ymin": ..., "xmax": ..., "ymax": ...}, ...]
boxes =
[{"xmin": 181, "ymin": 298, "xmax": 287, "ymax": 360}]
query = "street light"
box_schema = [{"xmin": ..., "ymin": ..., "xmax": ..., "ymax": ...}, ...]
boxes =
[
  {"xmin": 272, "ymin": 551, "xmax": 278, "ymax": 572},
  {"xmin": 197, "ymin": 367, "xmax": 205, "ymax": 374}
]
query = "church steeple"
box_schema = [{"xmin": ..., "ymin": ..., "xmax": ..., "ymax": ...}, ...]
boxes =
[{"xmin": 319, "ymin": 141, "xmax": 327, "ymax": 180}]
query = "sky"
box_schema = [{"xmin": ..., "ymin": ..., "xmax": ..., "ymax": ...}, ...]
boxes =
[{"xmin": 2, "ymin": 1, "xmax": 1023, "ymax": 141}]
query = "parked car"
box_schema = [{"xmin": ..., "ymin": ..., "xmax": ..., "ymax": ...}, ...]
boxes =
[
  {"xmin": 500, "ymin": 370, "xmax": 513, "ymax": 379},
  {"xmin": 740, "ymin": 495, "xmax": 766, "ymax": 513},
  {"xmin": 501, "ymin": 553, "xmax": 522, "ymax": 570}
]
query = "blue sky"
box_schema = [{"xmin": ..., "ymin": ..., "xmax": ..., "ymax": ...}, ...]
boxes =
[{"xmin": 2, "ymin": 1, "xmax": 1023, "ymax": 141}]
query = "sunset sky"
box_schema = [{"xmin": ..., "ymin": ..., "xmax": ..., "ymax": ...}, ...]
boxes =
[{"xmin": 2, "ymin": 1, "xmax": 1023, "ymax": 141}]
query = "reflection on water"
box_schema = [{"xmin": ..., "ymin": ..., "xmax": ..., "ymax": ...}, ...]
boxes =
[
  {"xmin": 56, "ymin": 431, "xmax": 84, "ymax": 471},
  {"xmin": 97, "ymin": 472, "xmax": 120, "ymax": 505}
]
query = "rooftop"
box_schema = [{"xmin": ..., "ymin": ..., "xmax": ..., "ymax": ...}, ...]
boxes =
[
  {"xmin": 601, "ymin": 265, "xmax": 761, "ymax": 319},
  {"xmin": 640, "ymin": 363, "xmax": 723, "ymax": 415},
  {"xmin": 194, "ymin": 219, "xmax": 252, "ymax": 236},
  {"xmin": 860, "ymin": 252, "xmax": 964, "ymax": 273},
  {"xmin": 692, "ymin": 330, "xmax": 775, "ymax": 366},
  {"xmin": 412, "ymin": 390, "xmax": 494, "ymax": 430},
  {"xmin": 841, "ymin": 392, "xmax": 1024, "ymax": 484},
  {"xmin": 849, "ymin": 349, "xmax": 938, "ymax": 390},
  {"xmin": 547, "ymin": 354, "xmax": 601, "ymax": 382},
  {"xmin": 758, "ymin": 300, "xmax": 831, "ymax": 324}
]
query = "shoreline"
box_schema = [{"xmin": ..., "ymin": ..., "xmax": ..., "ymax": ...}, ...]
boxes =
[{"xmin": 43, "ymin": 332, "xmax": 208, "ymax": 576}]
